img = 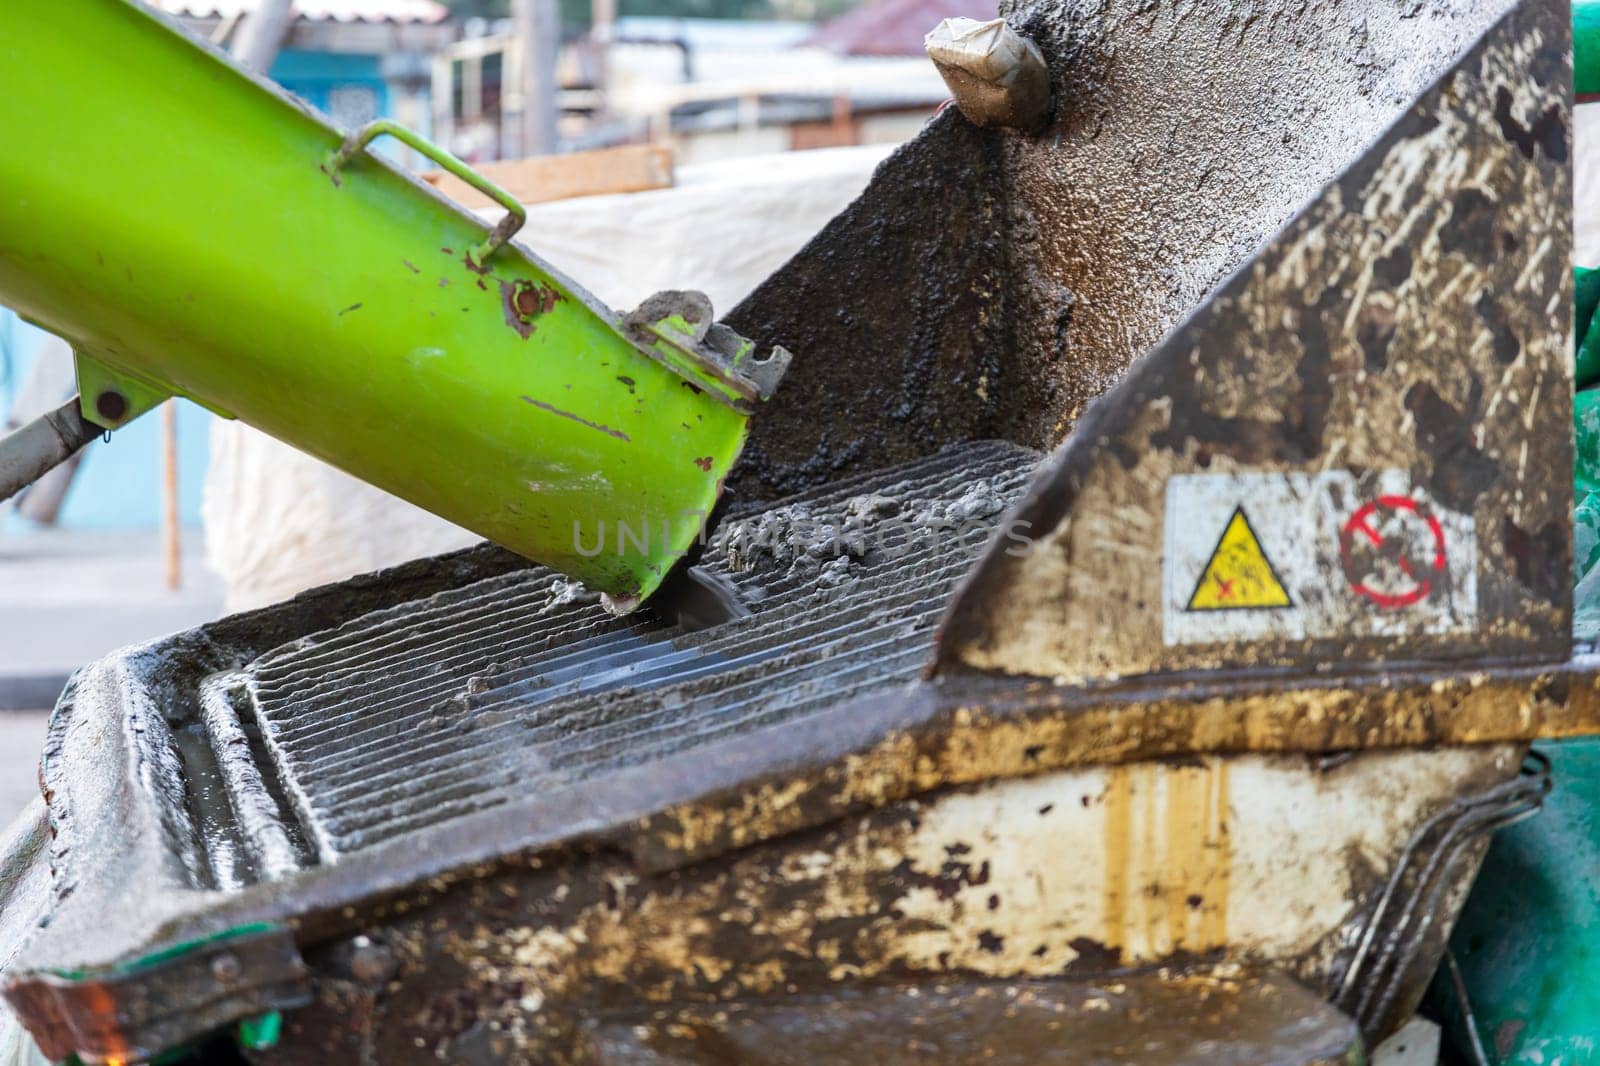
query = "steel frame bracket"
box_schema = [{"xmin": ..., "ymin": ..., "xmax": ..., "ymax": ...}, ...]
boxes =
[
  {"xmin": 72, "ymin": 353, "xmax": 175, "ymax": 431},
  {"xmin": 625, "ymin": 290, "xmax": 792, "ymax": 412},
  {"xmin": 5, "ymin": 923, "xmax": 309, "ymax": 1064}
]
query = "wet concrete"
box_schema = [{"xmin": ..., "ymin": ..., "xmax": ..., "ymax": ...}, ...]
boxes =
[
  {"xmin": 725, "ymin": 0, "xmax": 1514, "ymax": 504},
  {"xmin": 725, "ymin": 114, "xmax": 1012, "ymax": 502}
]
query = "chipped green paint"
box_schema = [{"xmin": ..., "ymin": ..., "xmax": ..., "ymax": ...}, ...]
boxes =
[{"xmin": 44, "ymin": 922, "xmax": 278, "ymax": 981}]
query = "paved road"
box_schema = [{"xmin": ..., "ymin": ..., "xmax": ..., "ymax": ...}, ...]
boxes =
[
  {"xmin": 0, "ymin": 528, "xmax": 223, "ymax": 709},
  {"xmin": 0, "ymin": 528, "xmax": 223, "ymax": 825}
]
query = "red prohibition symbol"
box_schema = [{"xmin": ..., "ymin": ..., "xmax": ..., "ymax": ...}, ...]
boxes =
[{"xmin": 1339, "ymin": 495, "xmax": 1447, "ymax": 609}]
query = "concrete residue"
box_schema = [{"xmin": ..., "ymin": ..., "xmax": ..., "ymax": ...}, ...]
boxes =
[
  {"xmin": 547, "ymin": 578, "xmax": 601, "ymax": 609},
  {"xmin": 912, "ymin": 480, "xmax": 1010, "ymax": 530},
  {"xmin": 925, "ymin": 17, "xmax": 1052, "ymax": 131},
  {"xmin": 717, "ymin": 469, "xmax": 1022, "ymax": 582}
]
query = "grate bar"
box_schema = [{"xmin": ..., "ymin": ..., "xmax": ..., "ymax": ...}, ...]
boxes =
[
  {"xmin": 307, "ymin": 574, "xmax": 960, "ymax": 812},
  {"xmin": 295, "ymin": 542, "xmax": 977, "ymax": 791},
  {"xmin": 240, "ymin": 442, "xmax": 1039, "ymax": 856}
]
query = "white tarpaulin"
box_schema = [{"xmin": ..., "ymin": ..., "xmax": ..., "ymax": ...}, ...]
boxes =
[
  {"xmin": 1579, "ymin": 104, "xmax": 1600, "ymax": 266},
  {"xmin": 203, "ymin": 143, "xmax": 895, "ymax": 611}
]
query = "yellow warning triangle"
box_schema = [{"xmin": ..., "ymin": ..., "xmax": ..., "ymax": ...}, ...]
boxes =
[{"xmin": 1187, "ymin": 507, "xmax": 1292, "ymax": 611}]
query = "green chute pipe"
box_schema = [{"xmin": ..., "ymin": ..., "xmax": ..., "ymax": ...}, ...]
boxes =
[{"xmin": 0, "ymin": 0, "xmax": 785, "ymax": 608}]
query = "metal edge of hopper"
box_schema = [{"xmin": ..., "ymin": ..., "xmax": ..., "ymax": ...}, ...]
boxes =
[{"xmin": 933, "ymin": 0, "xmax": 1575, "ymax": 684}]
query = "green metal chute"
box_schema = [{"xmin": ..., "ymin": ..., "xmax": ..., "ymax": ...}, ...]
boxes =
[{"xmin": 0, "ymin": 0, "xmax": 786, "ymax": 607}]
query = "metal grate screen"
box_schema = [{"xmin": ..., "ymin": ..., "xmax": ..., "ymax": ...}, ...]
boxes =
[{"xmin": 238, "ymin": 442, "xmax": 1039, "ymax": 858}]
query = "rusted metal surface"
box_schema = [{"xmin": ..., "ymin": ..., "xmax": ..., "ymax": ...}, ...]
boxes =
[
  {"xmin": 6, "ymin": 561, "xmax": 1587, "ymax": 1063},
  {"xmin": 9, "ymin": 468, "xmax": 1589, "ymax": 1059},
  {"xmin": 580, "ymin": 970, "xmax": 1361, "ymax": 1065},
  {"xmin": 500, "ymin": 278, "xmax": 565, "ymax": 339},
  {"xmin": 626, "ymin": 665, "xmax": 1584, "ymax": 873},
  {"xmin": 12, "ymin": 929, "xmax": 308, "ymax": 1065},
  {"xmin": 235, "ymin": 747, "xmax": 1512, "ymax": 1062},
  {"xmin": 940, "ymin": 0, "xmax": 1573, "ymax": 681},
  {"xmin": 7, "ymin": 459, "xmax": 1598, "ymax": 1060}
]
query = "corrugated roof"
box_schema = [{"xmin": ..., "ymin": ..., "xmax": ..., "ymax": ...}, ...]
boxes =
[
  {"xmin": 803, "ymin": 0, "xmax": 996, "ymax": 57},
  {"xmin": 153, "ymin": 0, "xmax": 449, "ymax": 24}
]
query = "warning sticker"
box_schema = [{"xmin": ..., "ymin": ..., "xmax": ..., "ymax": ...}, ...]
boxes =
[
  {"xmin": 1162, "ymin": 471, "xmax": 1476, "ymax": 647},
  {"xmin": 1186, "ymin": 508, "xmax": 1292, "ymax": 611},
  {"xmin": 1339, "ymin": 497, "xmax": 1446, "ymax": 609}
]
